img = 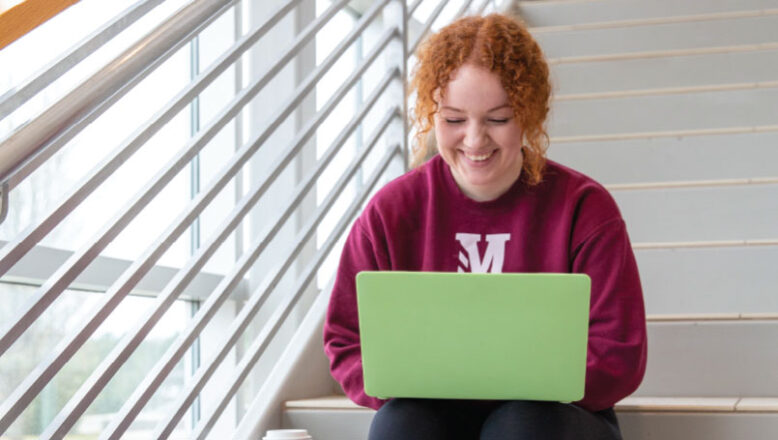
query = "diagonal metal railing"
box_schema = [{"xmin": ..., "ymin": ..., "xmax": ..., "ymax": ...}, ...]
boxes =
[
  {"xmin": 0, "ymin": 0, "xmax": 236, "ymax": 192},
  {"xmin": 0, "ymin": 0, "xmax": 167, "ymax": 120},
  {"xmin": 0, "ymin": 0, "xmax": 302, "ymax": 279},
  {"xmin": 0, "ymin": 0, "xmax": 500, "ymax": 437},
  {"xmin": 147, "ymin": 104, "xmax": 399, "ymax": 440},
  {"xmin": 0, "ymin": 0, "xmax": 365, "ymax": 434},
  {"xmin": 0, "ymin": 0, "xmax": 341, "ymax": 360},
  {"xmin": 97, "ymin": 42, "xmax": 399, "ymax": 440},
  {"xmin": 190, "ymin": 143, "xmax": 402, "ymax": 440}
]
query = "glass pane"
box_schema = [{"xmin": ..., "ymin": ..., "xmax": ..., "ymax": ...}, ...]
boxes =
[
  {"xmin": 0, "ymin": 2, "xmax": 243, "ymax": 275},
  {"xmin": 315, "ymin": 1, "xmax": 359, "ymax": 289},
  {"xmin": 0, "ymin": 282, "xmax": 193, "ymax": 438},
  {"xmin": 0, "ymin": 21, "xmax": 193, "ymax": 269}
]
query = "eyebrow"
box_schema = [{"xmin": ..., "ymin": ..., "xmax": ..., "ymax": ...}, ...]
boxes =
[{"xmin": 440, "ymin": 104, "xmax": 512, "ymax": 113}]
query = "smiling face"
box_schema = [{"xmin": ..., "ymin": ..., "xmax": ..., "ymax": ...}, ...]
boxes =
[{"xmin": 434, "ymin": 64, "xmax": 524, "ymax": 202}]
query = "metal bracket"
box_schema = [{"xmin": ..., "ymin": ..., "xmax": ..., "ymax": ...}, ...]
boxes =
[{"xmin": 0, "ymin": 181, "xmax": 8, "ymax": 225}]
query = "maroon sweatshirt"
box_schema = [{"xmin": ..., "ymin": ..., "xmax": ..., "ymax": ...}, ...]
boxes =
[{"xmin": 323, "ymin": 155, "xmax": 647, "ymax": 412}]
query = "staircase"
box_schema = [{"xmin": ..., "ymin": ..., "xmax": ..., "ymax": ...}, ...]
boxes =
[
  {"xmin": 1, "ymin": 0, "xmax": 776, "ymax": 438},
  {"xmin": 281, "ymin": 0, "xmax": 778, "ymax": 438}
]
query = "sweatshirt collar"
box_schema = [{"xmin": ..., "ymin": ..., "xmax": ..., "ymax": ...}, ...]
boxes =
[{"xmin": 434, "ymin": 155, "xmax": 527, "ymax": 211}]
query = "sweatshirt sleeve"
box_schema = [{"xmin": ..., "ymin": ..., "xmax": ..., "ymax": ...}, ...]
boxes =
[
  {"xmin": 572, "ymin": 218, "xmax": 648, "ymax": 412},
  {"xmin": 322, "ymin": 218, "xmax": 388, "ymax": 410}
]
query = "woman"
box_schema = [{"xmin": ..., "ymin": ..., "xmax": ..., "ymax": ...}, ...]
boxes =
[{"xmin": 323, "ymin": 13, "xmax": 647, "ymax": 440}]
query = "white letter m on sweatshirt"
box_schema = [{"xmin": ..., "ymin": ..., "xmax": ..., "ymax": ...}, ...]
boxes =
[{"xmin": 455, "ymin": 233, "xmax": 511, "ymax": 273}]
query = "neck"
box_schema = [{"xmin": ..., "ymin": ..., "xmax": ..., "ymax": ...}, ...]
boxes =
[{"xmin": 453, "ymin": 170, "xmax": 522, "ymax": 202}]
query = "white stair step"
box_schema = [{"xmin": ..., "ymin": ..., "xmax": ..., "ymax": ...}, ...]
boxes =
[
  {"xmin": 548, "ymin": 131, "xmax": 778, "ymax": 184},
  {"xmin": 620, "ymin": 396, "xmax": 778, "ymax": 412},
  {"xmin": 637, "ymin": 319, "xmax": 778, "ymax": 397},
  {"xmin": 535, "ymin": 13, "xmax": 778, "ymax": 59},
  {"xmin": 618, "ymin": 396, "xmax": 737, "ymax": 412},
  {"xmin": 738, "ymin": 398, "xmax": 778, "ymax": 412},
  {"xmin": 515, "ymin": 0, "xmax": 778, "ymax": 27},
  {"xmin": 548, "ymin": 86, "xmax": 778, "ymax": 137},
  {"xmin": 550, "ymin": 47, "xmax": 778, "ymax": 95},
  {"xmin": 613, "ymin": 183, "xmax": 778, "ymax": 243},
  {"xmin": 283, "ymin": 396, "xmax": 778, "ymax": 440}
]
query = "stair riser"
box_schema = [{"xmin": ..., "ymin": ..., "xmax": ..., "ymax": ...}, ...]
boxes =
[
  {"xmin": 613, "ymin": 185, "xmax": 778, "ymax": 243},
  {"xmin": 517, "ymin": 0, "xmax": 778, "ymax": 27},
  {"xmin": 548, "ymin": 88, "xmax": 778, "ymax": 137},
  {"xmin": 284, "ymin": 409, "xmax": 373, "ymax": 440},
  {"xmin": 548, "ymin": 132, "xmax": 778, "ymax": 184},
  {"xmin": 284, "ymin": 409, "xmax": 778, "ymax": 440},
  {"xmin": 535, "ymin": 15, "xmax": 778, "ymax": 59},
  {"xmin": 636, "ymin": 321, "xmax": 778, "ymax": 396},
  {"xmin": 618, "ymin": 412, "xmax": 778, "ymax": 439},
  {"xmin": 549, "ymin": 49, "xmax": 778, "ymax": 95},
  {"xmin": 636, "ymin": 246, "xmax": 778, "ymax": 315}
]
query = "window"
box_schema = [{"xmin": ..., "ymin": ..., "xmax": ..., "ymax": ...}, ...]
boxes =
[{"xmin": 0, "ymin": 1, "xmax": 246, "ymax": 437}]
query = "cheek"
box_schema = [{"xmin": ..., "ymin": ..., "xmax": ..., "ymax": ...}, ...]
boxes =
[
  {"xmin": 434, "ymin": 125, "xmax": 461, "ymax": 150},
  {"xmin": 491, "ymin": 126, "xmax": 523, "ymax": 149}
]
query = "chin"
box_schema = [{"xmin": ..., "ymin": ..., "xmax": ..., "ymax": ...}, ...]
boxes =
[{"xmin": 462, "ymin": 170, "xmax": 497, "ymax": 185}]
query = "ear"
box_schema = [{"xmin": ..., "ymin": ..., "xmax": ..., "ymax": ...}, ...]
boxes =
[{"xmin": 432, "ymin": 87, "xmax": 442, "ymax": 103}]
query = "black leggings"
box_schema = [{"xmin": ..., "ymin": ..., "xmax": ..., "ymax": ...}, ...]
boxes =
[{"xmin": 368, "ymin": 399, "xmax": 622, "ymax": 440}]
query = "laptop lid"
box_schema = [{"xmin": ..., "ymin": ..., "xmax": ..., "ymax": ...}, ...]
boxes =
[{"xmin": 356, "ymin": 271, "xmax": 591, "ymax": 402}]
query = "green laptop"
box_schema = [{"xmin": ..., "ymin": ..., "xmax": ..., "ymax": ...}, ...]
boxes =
[{"xmin": 356, "ymin": 271, "xmax": 591, "ymax": 402}]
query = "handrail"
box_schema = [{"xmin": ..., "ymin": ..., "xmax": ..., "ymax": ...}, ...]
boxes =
[
  {"xmin": 0, "ymin": 0, "xmax": 166, "ymax": 119},
  {"xmin": 0, "ymin": 0, "xmax": 354, "ymax": 433},
  {"xmin": 0, "ymin": 0, "xmax": 301, "ymax": 279},
  {"xmin": 0, "ymin": 5, "xmax": 301, "ymax": 422},
  {"xmin": 0, "ymin": 0, "xmax": 79, "ymax": 50},
  {"xmin": 0, "ymin": 0, "xmax": 344, "ymax": 364},
  {"xmin": 0, "ymin": 0, "xmax": 234, "ymax": 191},
  {"xmin": 7, "ymin": 0, "xmax": 364, "ymax": 438}
]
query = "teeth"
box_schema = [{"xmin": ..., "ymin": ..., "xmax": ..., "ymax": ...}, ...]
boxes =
[{"xmin": 464, "ymin": 151, "xmax": 493, "ymax": 162}]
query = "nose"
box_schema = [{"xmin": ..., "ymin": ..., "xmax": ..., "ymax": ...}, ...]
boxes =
[{"xmin": 463, "ymin": 121, "xmax": 487, "ymax": 149}]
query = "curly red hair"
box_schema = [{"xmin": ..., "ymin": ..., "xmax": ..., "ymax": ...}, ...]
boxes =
[{"xmin": 409, "ymin": 13, "xmax": 551, "ymax": 185}]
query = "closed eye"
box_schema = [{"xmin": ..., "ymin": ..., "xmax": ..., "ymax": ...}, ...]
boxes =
[
  {"xmin": 444, "ymin": 119, "xmax": 465, "ymax": 124},
  {"xmin": 488, "ymin": 118, "xmax": 509, "ymax": 124}
]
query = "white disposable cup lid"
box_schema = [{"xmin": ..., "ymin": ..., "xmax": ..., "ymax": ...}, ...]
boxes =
[{"xmin": 263, "ymin": 429, "xmax": 312, "ymax": 439}]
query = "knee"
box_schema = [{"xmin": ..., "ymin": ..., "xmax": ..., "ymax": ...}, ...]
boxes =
[
  {"xmin": 496, "ymin": 400, "xmax": 566, "ymax": 420},
  {"xmin": 368, "ymin": 399, "xmax": 447, "ymax": 440},
  {"xmin": 374, "ymin": 398, "xmax": 438, "ymax": 423},
  {"xmin": 480, "ymin": 400, "xmax": 572, "ymax": 439}
]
